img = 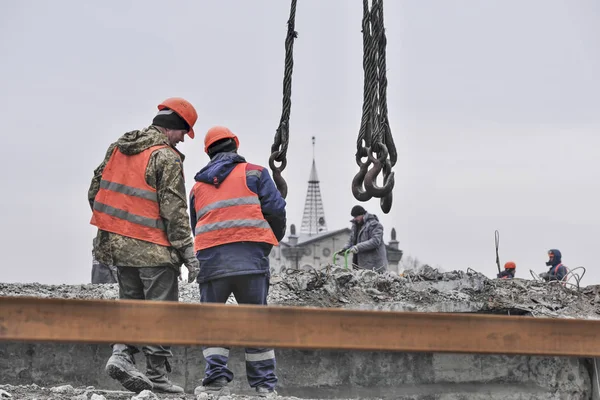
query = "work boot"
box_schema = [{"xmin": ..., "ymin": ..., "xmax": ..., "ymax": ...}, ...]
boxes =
[
  {"xmin": 145, "ymin": 355, "xmax": 184, "ymax": 394},
  {"xmin": 194, "ymin": 377, "xmax": 230, "ymax": 397},
  {"xmin": 256, "ymin": 386, "xmax": 278, "ymax": 398},
  {"xmin": 105, "ymin": 349, "xmax": 153, "ymax": 393}
]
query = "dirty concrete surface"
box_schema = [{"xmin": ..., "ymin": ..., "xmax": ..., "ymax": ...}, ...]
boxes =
[
  {"xmin": 1, "ymin": 266, "xmax": 599, "ymax": 319},
  {"xmin": 0, "ymin": 384, "xmax": 315, "ymax": 400},
  {"xmin": 1, "ymin": 266, "xmax": 600, "ymax": 399}
]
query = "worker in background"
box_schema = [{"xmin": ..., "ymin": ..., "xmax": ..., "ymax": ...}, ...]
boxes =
[
  {"xmin": 91, "ymin": 237, "xmax": 118, "ymax": 284},
  {"xmin": 88, "ymin": 97, "xmax": 200, "ymax": 394},
  {"xmin": 497, "ymin": 261, "xmax": 516, "ymax": 279},
  {"xmin": 190, "ymin": 126, "xmax": 286, "ymax": 398},
  {"xmin": 539, "ymin": 249, "xmax": 568, "ymax": 282},
  {"xmin": 337, "ymin": 205, "xmax": 388, "ymax": 273}
]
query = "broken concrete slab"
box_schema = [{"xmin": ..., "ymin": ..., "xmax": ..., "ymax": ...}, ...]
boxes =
[
  {"xmin": 2, "ymin": 267, "xmax": 598, "ymax": 318},
  {"xmin": 0, "ymin": 345, "xmax": 593, "ymax": 399},
  {"xmin": 1, "ymin": 267, "xmax": 599, "ymax": 399}
]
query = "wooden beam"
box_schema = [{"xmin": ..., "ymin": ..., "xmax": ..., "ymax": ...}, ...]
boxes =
[{"xmin": 1, "ymin": 296, "xmax": 599, "ymax": 357}]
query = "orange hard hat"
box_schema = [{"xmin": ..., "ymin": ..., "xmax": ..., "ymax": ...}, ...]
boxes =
[
  {"xmin": 157, "ymin": 97, "xmax": 198, "ymax": 139},
  {"xmin": 204, "ymin": 126, "xmax": 239, "ymax": 153},
  {"xmin": 504, "ymin": 261, "xmax": 516, "ymax": 270}
]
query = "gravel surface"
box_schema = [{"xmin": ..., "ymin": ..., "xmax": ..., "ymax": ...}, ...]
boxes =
[{"xmin": 0, "ymin": 384, "xmax": 325, "ymax": 400}]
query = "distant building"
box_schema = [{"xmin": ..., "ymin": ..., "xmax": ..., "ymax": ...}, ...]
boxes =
[{"xmin": 268, "ymin": 137, "xmax": 402, "ymax": 273}]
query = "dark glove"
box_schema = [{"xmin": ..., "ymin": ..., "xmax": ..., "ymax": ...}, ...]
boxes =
[
  {"xmin": 184, "ymin": 258, "xmax": 200, "ymax": 283},
  {"xmin": 180, "ymin": 245, "xmax": 200, "ymax": 283}
]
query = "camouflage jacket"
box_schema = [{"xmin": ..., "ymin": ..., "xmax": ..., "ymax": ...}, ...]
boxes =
[{"xmin": 88, "ymin": 126, "xmax": 195, "ymax": 269}]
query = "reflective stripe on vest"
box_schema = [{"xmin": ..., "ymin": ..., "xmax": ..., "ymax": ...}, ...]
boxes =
[
  {"xmin": 90, "ymin": 145, "xmax": 171, "ymax": 246},
  {"xmin": 192, "ymin": 163, "xmax": 279, "ymax": 252}
]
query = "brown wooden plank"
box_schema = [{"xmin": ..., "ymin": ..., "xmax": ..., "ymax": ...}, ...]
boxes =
[{"xmin": 0, "ymin": 296, "xmax": 599, "ymax": 357}]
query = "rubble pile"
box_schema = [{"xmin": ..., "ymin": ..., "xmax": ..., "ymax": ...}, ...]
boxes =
[
  {"xmin": 1, "ymin": 267, "xmax": 599, "ymax": 400},
  {"xmin": 0, "ymin": 384, "xmax": 316, "ymax": 400},
  {"xmin": 272, "ymin": 265, "xmax": 600, "ymax": 318},
  {"xmin": 1, "ymin": 265, "xmax": 599, "ymax": 319}
]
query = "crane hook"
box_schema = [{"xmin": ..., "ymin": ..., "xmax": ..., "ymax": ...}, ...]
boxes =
[
  {"xmin": 352, "ymin": 149, "xmax": 373, "ymax": 202},
  {"xmin": 269, "ymin": 151, "xmax": 288, "ymax": 199},
  {"xmin": 363, "ymin": 143, "xmax": 395, "ymax": 198},
  {"xmin": 379, "ymin": 159, "xmax": 393, "ymax": 213}
]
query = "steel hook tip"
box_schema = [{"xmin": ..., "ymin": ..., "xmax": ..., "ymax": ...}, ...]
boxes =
[
  {"xmin": 352, "ymin": 163, "xmax": 373, "ymax": 202},
  {"xmin": 380, "ymin": 192, "xmax": 393, "ymax": 214},
  {"xmin": 273, "ymin": 172, "xmax": 288, "ymax": 199},
  {"xmin": 364, "ymin": 161, "xmax": 395, "ymax": 198},
  {"xmin": 269, "ymin": 151, "xmax": 288, "ymax": 199}
]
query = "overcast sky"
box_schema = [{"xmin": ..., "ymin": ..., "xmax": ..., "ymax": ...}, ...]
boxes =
[{"xmin": 1, "ymin": 0, "xmax": 598, "ymax": 285}]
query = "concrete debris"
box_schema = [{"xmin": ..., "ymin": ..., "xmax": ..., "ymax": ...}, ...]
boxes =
[
  {"xmin": 1, "ymin": 267, "xmax": 599, "ymax": 399},
  {"xmin": 51, "ymin": 385, "xmax": 75, "ymax": 394},
  {"xmin": 0, "ymin": 384, "xmax": 319, "ymax": 400},
  {"xmin": 130, "ymin": 390, "xmax": 157, "ymax": 400},
  {"xmin": 1, "ymin": 267, "xmax": 599, "ymax": 319}
]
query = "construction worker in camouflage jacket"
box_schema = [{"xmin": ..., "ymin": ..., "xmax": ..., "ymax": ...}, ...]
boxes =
[{"xmin": 88, "ymin": 98, "xmax": 200, "ymax": 394}]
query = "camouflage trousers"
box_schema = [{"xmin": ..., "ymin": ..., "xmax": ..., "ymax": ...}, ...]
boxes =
[
  {"xmin": 112, "ymin": 266, "xmax": 179, "ymax": 357},
  {"xmin": 91, "ymin": 261, "xmax": 118, "ymax": 284}
]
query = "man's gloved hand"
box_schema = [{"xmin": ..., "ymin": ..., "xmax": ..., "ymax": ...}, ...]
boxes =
[
  {"xmin": 184, "ymin": 257, "xmax": 200, "ymax": 283},
  {"xmin": 180, "ymin": 245, "xmax": 200, "ymax": 283},
  {"xmin": 539, "ymin": 272, "xmax": 549, "ymax": 280},
  {"xmin": 348, "ymin": 246, "xmax": 359, "ymax": 254}
]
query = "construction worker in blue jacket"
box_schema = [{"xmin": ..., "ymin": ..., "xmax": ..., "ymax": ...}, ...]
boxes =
[
  {"xmin": 539, "ymin": 249, "xmax": 568, "ymax": 282},
  {"xmin": 189, "ymin": 126, "xmax": 286, "ymax": 398}
]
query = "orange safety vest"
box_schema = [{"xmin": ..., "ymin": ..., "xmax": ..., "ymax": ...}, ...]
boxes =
[
  {"xmin": 90, "ymin": 145, "xmax": 172, "ymax": 246},
  {"xmin": 191, "ymin": 163, "xmax": 279, "ymax": 252}
]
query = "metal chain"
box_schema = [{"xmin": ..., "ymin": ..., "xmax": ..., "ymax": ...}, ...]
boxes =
[{"xmin": 270, "ymin": 0, "xmax": 298, "ymax": 199}]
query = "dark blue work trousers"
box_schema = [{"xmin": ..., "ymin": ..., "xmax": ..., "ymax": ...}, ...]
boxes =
[{"xmin": 199, "ymin": 274, "xmax": 277, "ymax": 390}]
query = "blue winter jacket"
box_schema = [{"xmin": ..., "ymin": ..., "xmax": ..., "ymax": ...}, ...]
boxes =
[
  {"xmin": 544, "ymin": 249, "xmax": 568, "ymax": 281},
  {"xmin": 190, "ymin": 152, "xmax": 287, "ymax": 283}
]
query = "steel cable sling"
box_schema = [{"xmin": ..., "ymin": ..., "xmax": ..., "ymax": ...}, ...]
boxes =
[
  {"xmin": 269, "ymin": 0, "xmax": 297, "ymax": 199},
  {"xmin": 270, "ymin": 0, "xmax": 397, "ymax": 215},
  {"xmin": 353, "ymin": 0, "xmax": 397, "ymax": 213}
]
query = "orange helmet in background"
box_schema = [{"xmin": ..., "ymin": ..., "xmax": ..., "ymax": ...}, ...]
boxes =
[
  {"xmin": 504, "ymin": 261, "xmax": 516, "ymax": 270},
  {"xmin": 157, "ymin": 97, "xmax": 198, "ymax": 139},
  {"xmin": 204, "ymin": 126, "xmax": 239, "ymax": 153}
]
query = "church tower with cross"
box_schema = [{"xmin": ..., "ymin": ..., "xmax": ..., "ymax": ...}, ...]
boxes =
[{"xmin": 300, "ymin": 137, "xmax": 328, "ymax": 235}]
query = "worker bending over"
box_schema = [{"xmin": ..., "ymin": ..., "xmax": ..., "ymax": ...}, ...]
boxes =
[{"xmin": 89, "ymin": 98, "xmax": 200, "ymax": 394}]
